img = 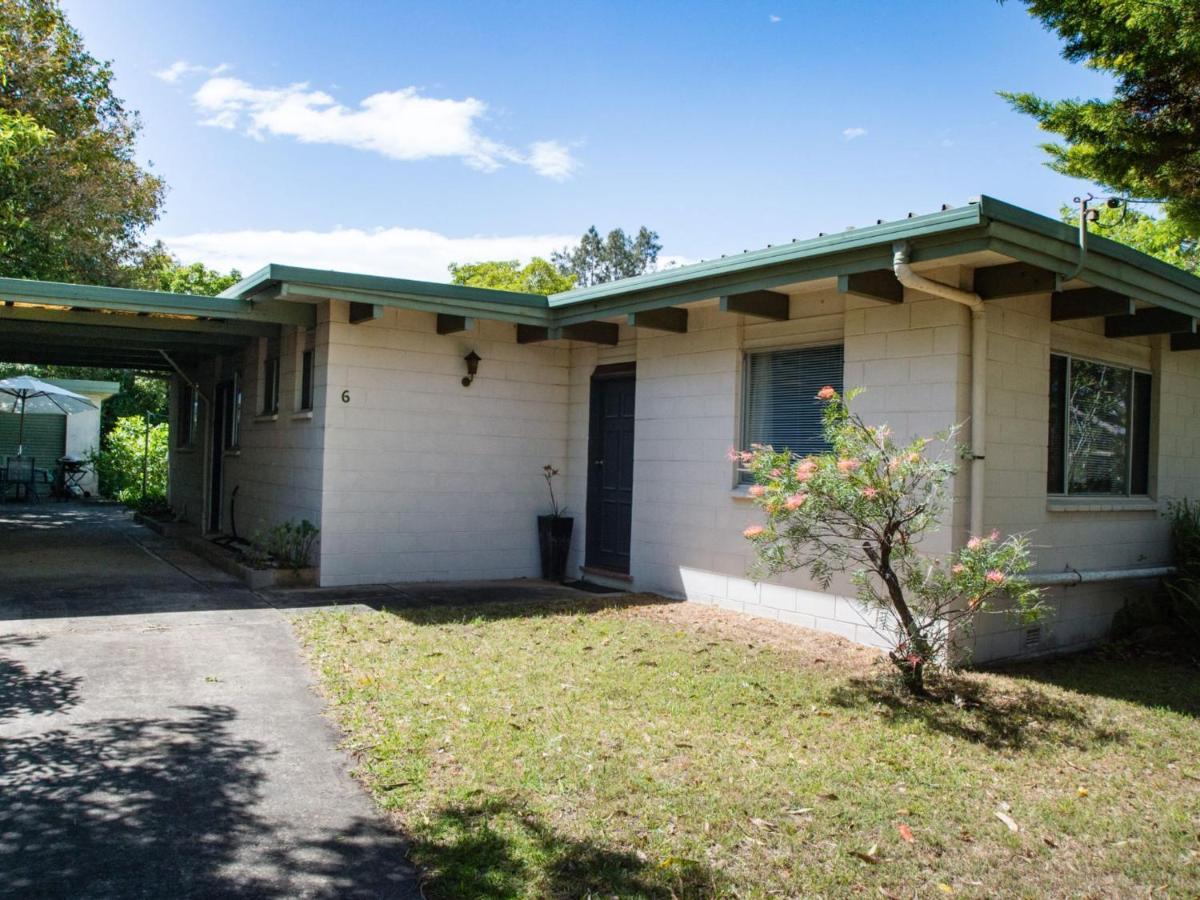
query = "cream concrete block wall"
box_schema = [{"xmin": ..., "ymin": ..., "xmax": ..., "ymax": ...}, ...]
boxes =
[
  {"xmin": 167, "ymin": 317, "xmax": 327, "ymax": 540},
  {"xmin": 317, "ymin": 302, "xmax": 571, "ymax": 586},
  {"xmin": 558, "ymin": 288, "xmax": 972, "ymax": 650},
  {"xmin": 969, "ymin": 293, "xmax": 1200, "ymax": 662}
]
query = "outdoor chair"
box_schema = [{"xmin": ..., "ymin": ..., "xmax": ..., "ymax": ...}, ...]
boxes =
[{"xmin": 2, "ymin": 456, "xmax": 39, "ymax": 504}]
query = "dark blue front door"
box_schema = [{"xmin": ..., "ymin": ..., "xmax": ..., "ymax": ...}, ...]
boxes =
[{"xmin": 586, "ymin": 364, "xmax": 635, "ymax": 573}]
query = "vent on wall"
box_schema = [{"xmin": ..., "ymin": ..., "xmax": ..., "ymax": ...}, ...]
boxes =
[{"xmin": 1024, "ymin": 626, "xmax": 1043, "ymax": 649}]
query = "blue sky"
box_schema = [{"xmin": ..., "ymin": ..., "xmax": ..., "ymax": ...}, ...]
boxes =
[{"xmin": 63, "ymin": 0, "xmax": 1112, "ymax": 282}]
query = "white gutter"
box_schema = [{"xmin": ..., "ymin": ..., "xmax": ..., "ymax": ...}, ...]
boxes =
[
  {"xmin": 892, "ymin": 241, "xmax": 987, "ymax": 538},
  {"xmin": 1025, "ymin": 565, "xmax": 1176, "ymax": 587}
]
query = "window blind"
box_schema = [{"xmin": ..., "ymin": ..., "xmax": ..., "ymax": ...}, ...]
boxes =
[{"xmin": 743, "ymin": 344, "xmax": 844, "ymax": 459}]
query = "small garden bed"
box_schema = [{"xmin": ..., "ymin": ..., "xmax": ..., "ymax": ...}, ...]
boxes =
[{"xmin": 296, "ymin": 596, "xmax": 1200, "ymax": 898}]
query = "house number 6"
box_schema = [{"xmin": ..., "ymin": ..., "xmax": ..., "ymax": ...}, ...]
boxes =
[{"xmin": 341, "ymin": 390, "xmax": 351, "ymax": 404}]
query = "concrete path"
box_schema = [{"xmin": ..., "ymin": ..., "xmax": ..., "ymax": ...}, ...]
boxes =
[{"xmin": 0, "ymin": 504, "xmax": 419, "ymax": 899}]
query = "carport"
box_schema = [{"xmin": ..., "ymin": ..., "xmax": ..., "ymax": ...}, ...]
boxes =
[{"xmin": 0, "ymin": 276, "xmax": 314, "ymax": 373}]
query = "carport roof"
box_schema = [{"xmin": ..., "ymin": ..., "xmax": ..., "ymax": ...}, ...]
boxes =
[{"xmin": 4, "ymin": 195, "xmax": 1200, "ymax": 367}]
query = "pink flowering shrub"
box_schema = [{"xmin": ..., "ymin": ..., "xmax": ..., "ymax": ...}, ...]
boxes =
[{"xmin": 738, "ymin": 386, "xmax": 1042, "ymax": 694}]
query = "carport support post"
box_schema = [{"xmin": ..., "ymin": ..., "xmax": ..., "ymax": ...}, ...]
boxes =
[{"xmin": 142, "ymin": 414, "xmax": 150, "ymax": 500}]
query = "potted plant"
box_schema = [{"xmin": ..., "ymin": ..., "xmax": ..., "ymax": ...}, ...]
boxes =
[{"xmin": 537, "ymin": 464, "xmax": 573, "ymax": 582}]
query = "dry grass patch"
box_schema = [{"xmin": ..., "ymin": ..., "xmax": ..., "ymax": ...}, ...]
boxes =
[{"xmin": 295, "ymin": 594, "xmax": 1200, "ymax": 898}]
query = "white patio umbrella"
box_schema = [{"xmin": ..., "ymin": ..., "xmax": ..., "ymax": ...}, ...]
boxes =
[{"xmin": 0, "ymin": 376, "xmax": 97, "ymax": 456}]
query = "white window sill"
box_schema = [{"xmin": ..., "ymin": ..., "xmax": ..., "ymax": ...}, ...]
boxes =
[
  {"xmin": 1046, "ymin": 497, "xmax": 1159, "ymax": 514},
  {"xmin": 253, "ymin": 413, "xmax": 278, "ymax": 424},
  {"xmin": 730, "ymin": 484, "xmax": 755, "ymax": 501},
  {"xmin": 291, "ymin": 410, "xmax": 314, "ymax": 421}
]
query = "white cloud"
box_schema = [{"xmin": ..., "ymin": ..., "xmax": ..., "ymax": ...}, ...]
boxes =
[
  {"xmin": 768, "ymin": 14, "xmax": 782, "ymax": 23},
  {"xmin": 158, "ymin": 225, "xmax": 580, "ymax": 283},
  {"xmin": 154, "ymin": 60, "xmax": 228, "ymax": 84},
  {"xmin": 191, "ymin": 76, "xmax": 578, "ymax": 178},
  {"xmin": 842, "ymin": 127, "xmax": 868, "ymax": 141}
]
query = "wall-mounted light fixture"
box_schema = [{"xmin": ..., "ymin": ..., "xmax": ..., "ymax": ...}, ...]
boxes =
[{"xmin": 462, "ymin": 350, "xmax": 481, "ymax": 387}]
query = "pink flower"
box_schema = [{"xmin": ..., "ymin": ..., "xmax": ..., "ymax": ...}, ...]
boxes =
[
  {"xmin": 796, "ymin": 469, "xmax": 814, "ymax": 483},
  {"xmin": 966, "ymin": 536, "xmax": 984, "ymax": 551},
  {"xmin": 985, "ymin": 570, "xmax": 1005, "ymax": 585},
  {"xmin": 951, "ymin": 563, "xmax": 965, "ymax": 575},
  {"xmin": 989, "ymin": 530, "xmax": 1000, "ymax": 541},
  {"xmin": 770, "ymin": 468, "xmax": 782, "ymax": 478},
  {"xmin": 837, "ymin": 458, "xmax": 861, "ymax": 474},
  {"xmin": 785, "ymin": 493, "xmax": 807, "ymax": 511},
  {"xmin": 743, "ymin": 525, "xmax": 765, "ymax": 539},
  {"xmin": 816, "ymin": 385, "xmax": 837, "ymax": 401},
  {"xmin": 860, "ymin": 487, "xmax": 878, "ymax": 499},
  {"xmin": 739, "ymin": 451, "xmax": 755, "ymax": 465},
  {"xmin": 726, "ymin": 448, "xmax": 742, "ymax": 462},
  {"xmin": 748, "ymin": 484, "xmax": 766, "ymax": 497}
]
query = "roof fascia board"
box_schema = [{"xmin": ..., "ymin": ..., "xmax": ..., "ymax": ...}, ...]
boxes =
[
  {"xmin": 233, "ymin": 264, "xmax": 550, "ymax": 310},
  {"xmin": 988, "ymin": 223, "xmax": 1200, "ymax": 315},
  {"xmin": 548, "ymin": 204, "xmax": 986, "ymax": 307},
  {"xmin": 977, "ymin": 196, "xmax": 1200, "ymax": 296},
  {"xmin": 0, "ymin": 276, "xmax": 313, "ymax": 326},
  {"xmin": 0, "ymin": 303, "xmax": 279, "ymax": 338},
  {"xmin": 550, "ymin": 233, "xmax": 991, "ymax": 327},
  {"xmin": 281, "ymin": 282, "xmax": 553, "ymax": 326}
]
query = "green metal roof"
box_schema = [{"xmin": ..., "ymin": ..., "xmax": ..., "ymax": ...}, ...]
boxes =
[
  {"xmin": 3, "ymin": 195, "xmax": 1200, "ymax": 370},
  {"xmin": 216, "ymin": 196, "xmax": 1200, "ymax": 324}
]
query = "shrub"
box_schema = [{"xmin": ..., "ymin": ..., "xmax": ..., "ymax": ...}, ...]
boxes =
[
  {"xmin": 1164, "ymin": 499, "xmax": 1200, "ymax": 639},
  {"xmin": 246, "ymin": 519, "xmax": 320, "ymax": 570},
  {"xmin": 88, "ymin": 415, "xmax": 168, "ymax": 504},
  {"xmin": 738, "ymin": 387, "xmax": 1043, "ymax": 694}
]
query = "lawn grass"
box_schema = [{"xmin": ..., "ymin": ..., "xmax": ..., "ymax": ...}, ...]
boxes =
[{"xmin": 295, "ymin": 595, "xmax": 1200, "ymax": 898}]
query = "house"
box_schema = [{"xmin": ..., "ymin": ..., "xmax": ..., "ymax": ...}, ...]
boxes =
[
  {"xmin": 3, "ymin": 196, "xmax": 1199, "ymax": 662},
  {"xmin": 0, "ymin": 378, "xmax": 119, "ymax": 497}
]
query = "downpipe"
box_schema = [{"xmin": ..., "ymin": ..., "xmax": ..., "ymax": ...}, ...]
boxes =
[{"xmin": 892, "ymin": 242, "xmax": 987, "ymax": 538}]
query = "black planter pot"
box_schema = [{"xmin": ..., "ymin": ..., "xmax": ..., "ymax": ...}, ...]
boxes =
[{"xmin": 537, "ymin": 515, "xmax": 574, "ymax": 582}]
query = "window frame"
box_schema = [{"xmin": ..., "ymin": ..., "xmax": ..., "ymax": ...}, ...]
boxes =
[
  {"xmin": 224, "ymin": 371, "xmax": 242, "ymax": 452},
  {"xmin": 738, "ymin": 342, "xmax": 845, "ymax": 484},
  {"xmin": 1048, "ymin": 351, "xmax": 1152, "ymax": 498},
  {"xmin": 176, "ymin": 380, "xmax": 199, "ymax": 449},
  {"xmin": 261, "ymin": 345, "xmax": 280, "ymax": 416}
]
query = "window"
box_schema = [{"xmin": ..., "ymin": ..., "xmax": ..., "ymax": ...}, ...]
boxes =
[
  {"xmin": 261, "ymin": 339, "xmax": 280, "ymax": 415},
  {"xmin": 224, "ymin": 372, "xmax": 242, "ymax": 451},
  {"xmin": 1048, "ymin": 353, "xmax": 1152, "ymax": 496},
  {"xmin": 299, "ymin": 349, "xmax": 315, "ymax": 411},
  {"xmin": 176, "ymin": 380, "xmax": 198, "ymax": 448},
  {"xmin": 741, "ymin": 344, "xmax": 844, "ymax": 481}
]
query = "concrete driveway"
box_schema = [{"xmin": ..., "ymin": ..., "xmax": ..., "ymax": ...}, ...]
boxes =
[{"xmin": 0, "ymin": 504, "xmax": 419, "ymax": 899}]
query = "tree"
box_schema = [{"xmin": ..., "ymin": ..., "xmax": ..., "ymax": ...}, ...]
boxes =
[
  {"xmin": 448, "ymin": 257, "xmax": 575, "ymax": 294},
  {"xmin": 0, "ymin": 0, "xmax": 165, "ymax": 284},
  {"xmin": 738, "ymin": 387, "xmax": 1042, "ymax": 694},
  {"xmin": 1002, "ymin": 0, "xmax": 1200, "ymax": 232},
  {"xmin": 552, "ymin": 226, "xmax": 662, "ymax": 287},
  {"xmin": 1064, "ymin": 205, "xmax": 1199, "ymax": 275},
  {"xmin": 131, "ymin": 243, "xmax": 243, "ymax": 295}
]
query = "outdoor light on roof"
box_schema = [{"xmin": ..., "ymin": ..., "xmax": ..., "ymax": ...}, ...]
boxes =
[{"xmin": 462, "ymin": 350, "xmax": 481, "ymax": 387}]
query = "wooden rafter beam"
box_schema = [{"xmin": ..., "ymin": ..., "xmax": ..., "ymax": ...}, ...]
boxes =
[
  {"xmin": 627, "ymin": 307, "xmax": 688, "ymax": 333},
  {"xmin": 719, "ymin": 290, "xmax": 789, "ymax": 320},
  {"xmin": 837, "ymin": 270, "xmax": 904, "ymax": 304},
  {"xmin": 436, "ymin": 313, "xmax": 474, "ymax": 335},
  {"xmin": 552, "ymin": 322, "xmax": 620, "ymax": 345},
  {"xmin": 1105, "ymin": 307, "xmax": 1197, "ymax": 338},
  {"xmin": 973, "ymin": 262, "xmax": 1056, "ymax": 300},
  {"xmin": 516, "ymin": 324, "xmax": 550, "ymax": 344},
  {"xmin": 348, "ymin": 301, "xmax": 381, "ymax": 324},
  {"xmin": 1051, "ymin": 287, "xmax": 1135, "ymax": 321},
  {"xmin": 1170, "ymin": 333, "xmax": 1200, "ymax": 351},
  {"xmin": 0, "ymin": 303, "xmax": 278, "ymax": 337}
]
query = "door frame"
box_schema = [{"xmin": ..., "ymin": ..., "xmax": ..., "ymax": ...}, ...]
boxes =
[
  {"xmin": 585, "ymin": 362, "xmax": 636, "ymax": 573},
  {"xmin": 208, "ymin": 380, "xmax": 231, "ymax": 533}
]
